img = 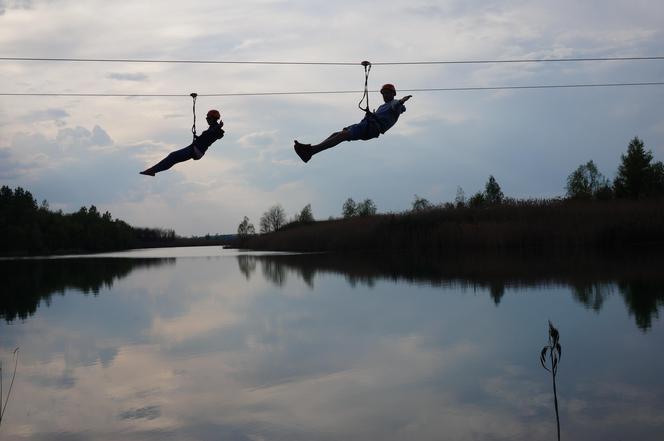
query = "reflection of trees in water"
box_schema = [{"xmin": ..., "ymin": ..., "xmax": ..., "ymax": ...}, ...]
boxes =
[
  {"xmin": 237, "ymin": 255, "xmax": 257, "ymax": 280},
  {"xmin": 569, "ymin": 281, "xmax": 664, "ymax": 331},
  {"xmin": 237, "ymin": 252, "xmax": 664, "ymax": 331},
  {"xmin": 345, "ymin": 274, "xmax": 376, "ymax": 289},
  {"xmin": 261, "ymin": 259, "xmax": 287, "ymax": 287},
  {"xmin": 618, "ymin": 281, "xmax": 664, "ymax": 331},
  {"xmin": 489, "ymin": 283, "xmax": 506, "ymax": 305},
  {"xmin": 238, "ymin": 255, "xmax": 314, "ymax": 288},
  {"xmin": 571, "ymin": 282, "xmax": 614, "ymax": 311},
  {"xmin": 571, "ymin": 281, "xmax": 664, "ymax": 331},
  {"xmin": 0, "ymin": 258, "xmax": 174, "ymax": 322}
]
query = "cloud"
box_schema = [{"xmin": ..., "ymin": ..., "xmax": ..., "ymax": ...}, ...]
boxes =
[
  {"xmin": 55, "ymin": 125, "xmax": 113, "ymax": 151},
  {"xmin": 1, "ymin": 124, "xmax": 171, "ymax": 212},
  {"xmin": 237, "ymin": 130, "xmax": 278, "ymax": 149},
  {"xmin": 0, "ymin": 148, "xmax": 21, "ymax": 178},
  {"xmin": 20, "ymin": 108, "xmax": 70, "ymax": 126},
  {"xmin": 0, "ymin": 142, "xmax": 50, "ymax": 179},
  {"xmin": 108, "ymin": 72, "xmax": 149, "ymax": 82},
  {"xmin": 0, "ymin": 0, "xmax": 32, "ymax": 15},
  {"xmin": 119, "ymin": 405, "xmax": 161, "ymax": 421},
  {"xmin": 91, "ymin": 125, "xmax": 112, "ymax": 146}
]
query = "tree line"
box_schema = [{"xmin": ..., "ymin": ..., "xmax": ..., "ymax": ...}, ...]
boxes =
[
  {"xmin": 236, "ymin": 136, "xmax": 664, "ymax": 242},
  {"xmin": 0, "ymin": 186, "xmax": 176, "ymax": 255},
  {"xmin": 409, "ymin": 137, "xmax": 664, "ymax": 211},
  {"xmin": 237, "ymin": 198, "xmax": 379, "ymax": 237},
  {"xmin": 565, "ymin": 137, "xmax": 664, "ymax": 200}
]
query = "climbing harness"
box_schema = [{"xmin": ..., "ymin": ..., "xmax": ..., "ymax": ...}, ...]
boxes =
[
  {"xmin": 190, "ymin": 92, "xmax": 198, "ymax": 140},
  {"xmin": 358, "ymin": 60, "xmax": 372, "ymax": 113}
]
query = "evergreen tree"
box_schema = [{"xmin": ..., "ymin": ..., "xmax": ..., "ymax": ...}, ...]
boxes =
[
  {"xmin": 468, "ymin": 191, "xmax": 486, "ymax": 208},
  {"xmin": 614, "ymin": 137, "xmax": 662, "ymax": 199},
  {"xmin": 0, "ymin": 185, "xmax": 175, "ymax": 255},
  {"xmin": 484, "ymin": 175, "xmax": 504, "ymax": 204},
  {"xmin": 297, "ymin": 204, "xmax": 314, "ymax": 223}
]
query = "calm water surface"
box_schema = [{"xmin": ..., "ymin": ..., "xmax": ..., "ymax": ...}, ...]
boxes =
[{"xmin": 1, "ymin": 247, "xmax": 663, "ymax": 440}]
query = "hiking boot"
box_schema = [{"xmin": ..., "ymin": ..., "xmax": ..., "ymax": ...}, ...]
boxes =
[{"xmin": 294, "ymin": 141, "xmax": 312, "ymax": 163}]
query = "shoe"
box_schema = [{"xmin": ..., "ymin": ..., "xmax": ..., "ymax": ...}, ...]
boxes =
[
  {"xmin": 294, "ymin": 141, "xmax": 312, "ymax": 163},
  {"xmin": 140, "ymin": 169, "xmax": 155, "ymax": 176}
]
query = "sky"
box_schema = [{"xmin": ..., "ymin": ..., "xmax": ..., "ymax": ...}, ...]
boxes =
[{"xmin": 1, "ymin": 0, "xmax": 663, "ymax": 236}]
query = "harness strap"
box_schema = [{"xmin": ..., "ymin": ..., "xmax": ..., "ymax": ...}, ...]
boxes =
[
  {"xmin": 358, "ymin": 61, "xmax": 372, "ymax": 113},
  {"xmin": 365, "ymin": 113, "xmax": 386, "ymax": 134},
  {"xmin": 190, "ymin": 92, "xmax": 198, "ymax": 141}
]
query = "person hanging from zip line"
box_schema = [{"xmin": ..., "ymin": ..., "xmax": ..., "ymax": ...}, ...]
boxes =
[
  {"xmin": 294, "ymin": 83, "xmax": 412, "ymax": 163},
  {"xmin": 140, "ymin": 109, "xmax": 224, "ymax": 176}
]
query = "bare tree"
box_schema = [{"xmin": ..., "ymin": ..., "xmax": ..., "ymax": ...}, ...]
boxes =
[
  {"xmin": 259, "ymin": 205, "xmax": 286, "ymax": 233},
  {"xmin": 411, "ymin": 194, "xmax": 432, "ymax": 212},
  {"xmin": 356, "ymin": 199, "xmax": 377, "ymax": 216},
  {"xmin": 342, "ymin": 198, "xmax": 357, "ymax": 218},
  {"xmin": 237, "ymin": 216, "xmax": 256, "ymax": 236},
  {"xmin": 454, "ymin": 186, "xmax": 466, "ymax": 208}
]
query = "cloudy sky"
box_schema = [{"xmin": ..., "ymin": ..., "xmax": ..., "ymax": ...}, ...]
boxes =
[{"xmin": 1, "ymin": 0, "xmax": 663, "ymax": 235}]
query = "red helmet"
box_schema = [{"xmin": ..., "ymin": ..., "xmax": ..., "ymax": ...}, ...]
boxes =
[
  {"xmin": 380, "ymin": 83, "xmax": 396, "ymax": 93},
  {"xmin": 206, "ymin": 109, "xmax": 221, "ymax": 120}
]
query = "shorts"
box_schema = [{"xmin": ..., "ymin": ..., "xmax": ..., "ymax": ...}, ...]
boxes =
[{"xmin": 344, "ymin": 118, "xmax": 381, "ymax": 141}]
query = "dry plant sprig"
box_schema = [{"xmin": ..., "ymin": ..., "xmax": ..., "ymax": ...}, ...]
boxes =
[
  {"xmin": 540, "ymin": 321, "xmax": 562, "ymax": 441},
  {"xmin": 0, "ymin": 348, "xmax": 19, "ymax": 428}
]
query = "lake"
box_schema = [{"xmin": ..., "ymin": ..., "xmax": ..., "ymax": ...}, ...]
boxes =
[{"xmin": 1, "ymin": 247, "xmax": 663, "ymax": 440}]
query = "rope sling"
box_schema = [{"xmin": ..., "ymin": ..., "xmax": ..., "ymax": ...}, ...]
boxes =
[
  {"xmin": 358, "ymin": 61, "xmax": 372, "ymax": 113},
  {"xmin": 190, "ymin": 92, "xmax": 198, "ymax": 141}
]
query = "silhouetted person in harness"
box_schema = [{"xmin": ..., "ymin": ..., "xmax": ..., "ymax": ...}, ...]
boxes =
[
  {"xmin": 294, "ymin": 83, "xmax": 412, "ymax": 163},
  {"xmin": 140, "ymin": 109, "xmax": 224, "ymax": 176}
]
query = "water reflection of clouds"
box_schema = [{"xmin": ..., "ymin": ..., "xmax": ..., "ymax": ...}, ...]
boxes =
[
  {"xmin": 2, "ymin": 253, "xmax": 664, "ymax": 440},
  {"xmin": 146, "ymin": 260, "xmax": 270, "ymax": 345}
]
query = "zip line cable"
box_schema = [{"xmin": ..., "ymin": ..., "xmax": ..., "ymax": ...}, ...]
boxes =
[
  {"xmin": 1, "ymin": 55, "xmax": 664, "ymax": 65},
  {"xmin": 2, "ymin": 55, "xmax": 661, "ymax": 98},
  {"xmin": 2, "ymin": 81, "xmax": 664, "ymax": 98}
]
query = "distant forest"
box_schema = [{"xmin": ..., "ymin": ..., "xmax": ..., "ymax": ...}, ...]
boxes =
[{"xmin": 0, "ymin": 186, "xmax": 177, "ymax": 256}]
